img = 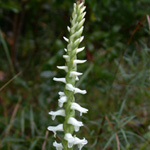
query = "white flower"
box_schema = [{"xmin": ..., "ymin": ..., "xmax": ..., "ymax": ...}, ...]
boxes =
[
  {"xmin": 68, "ymin": 117, "xmax": 83, "ymax": 132},
  {"xmin": 70, "ymin": 28, "xmax": 83, "ymax": 41},
  {"xmin": 74, "ymin": 137, "xmax": 88, "ymax": 150},
  {"xmin": 64, "ymin": 133, "xmax": 75, "ymax": 148},
  {"xmin": 77, "ymin": 19, "xmax": 85, "ymax": 29},
  {"xmin": 58, "ymin": 96, "xmax": 67, "ymax": 107},
  {"xmin": 80, "ymin": 6, "xmax": 86, "ymax": 14},
  {"xmin": 76, "ymin": 76, "xmax": 79, "ymax": 81},
  {"xmin": 72, "ymin": 14, "xmax": 78, "ymax": 24},
  {"xmin": 71, "ymin": 22, "xmax": 78, "ymax": 33},
  {"xmin": 75, "ymin": 88, "xmax": 86, "ymax": 94},
  {"xmin": 77, "ymin": 47, "xmax": 85, "ymax": 54},
  {"xmin": 64, "ymin": 48, "xmax": 67, "ymax": 52},
  {"xmin": 66, "ymin": 84, "xmax": 74, "ymax": 92},
  {"xmin": 73, "ymin": 59, "xmax": 87, "ymax": 65},
  {"xmin": 53, "ymin": 77, "xmax": 66, "ymax": 83},
  {"xmin": 58, "ymin": 91, "xmax": 65, "ymax": 96},
  {"xmin": 53, "ymin": 141, "xmax": 63, "ymax": 150},
  {"xmin": 63, "ymin": 36, "xmax": 69, "ymax": 42},
  {"xmin": 81, "ymin": 12, "xmax": 86, "ymax": 20},
  {"xmin": 70, "ymin": 71, "xmax": 83, "ymax": 77},
  {"xmin": 78, "ymin": 26, "xmax": 84, "ymax": 35},
  {"xmin": 80, "ymin": 36, "xmax": 84, "ymax": 43},
  {"xmin": 47, "ymin": 124, "xmax": 63, "ymax": 137},
  {"xmin": 57, "ymin": 66, "xmax": 68, "ymax": 72},
  {"xmin": 63, "ymin": 55, "xmax": 70, "ymax": 61},
  {"xmin": 74, "ymin": 38, "xmax": 80, "ymax": 46},
  {"xmin": 66, "ymin": 83, "xmax": 87, "ymax": 94},
  {"xmin": 67, "ymin": 26, "xmax": 70, "ymax": 32},
  {"xmin": 64, "ymin": 133, "xmax": 88, "ymax": 150},
  {"xmin": 71, "ymin": 102, "xmax": 88, "ymax": 116},
  {"xmin": 73, "ymin": 3, "xmax": 77, "ymax": 13},
  {"xmin": 79, "ymin": 2, "xmax": 84, "ymax": 8},
  {"xmin": 49, "ymin": 109, "xmax": 66, "ymax": 120}
]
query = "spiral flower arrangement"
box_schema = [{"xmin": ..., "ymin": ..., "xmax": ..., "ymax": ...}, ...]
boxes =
[{"xmin": 48, "ymin": 1, "xmax": 88, "ymax": 149}]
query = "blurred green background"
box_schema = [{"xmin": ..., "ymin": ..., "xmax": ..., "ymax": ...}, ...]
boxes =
[{"xmin": 0, "ymin": 0, "xmax": 150, "ymax": 149}]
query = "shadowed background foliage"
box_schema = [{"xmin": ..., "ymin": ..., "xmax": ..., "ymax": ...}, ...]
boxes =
[{"xmin": 0, "ymin": 0, "xmax": 150, "ymax": 149}]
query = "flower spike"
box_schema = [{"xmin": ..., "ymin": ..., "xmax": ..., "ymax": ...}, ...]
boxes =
[{"xmin": 48, "ymin": 1, "xmax": 88, "ymax": 149}]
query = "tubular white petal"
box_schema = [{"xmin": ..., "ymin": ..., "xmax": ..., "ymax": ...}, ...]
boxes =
[
  {"xmin": 58, "ymin": 91, "xmax": 65, "ymax": 96},
  {"xmin": 53, "ymin": 77, "xmax": 66, "ymax": 83},
  {"xmin": 64, "ymin": 133, "xmax": 75, "ymax": 148},
  {"xmin": 79, "ymin": 2, "xmax": 84, "ymax": 8},
  {"xmin": 53, "ymin": 141, "xmax": 63, "ymax": 150},
  {"xmin": 72, "ymin": 14, "xmax": 77, "ymax": 24},
  {"xmin": 80, "ymin": 36, "xmax": 84, "ymax": 42},
  {"xmin": 63, "ymin": 55, "xmax": 70, "ymax": 61},
  {"xmin": 66, "ymin": 84, "xmax": 87, "ymax": 94},
  {"xmin": 63, "ymin": 36, "xmax": 69, "ymax": 42},
  {"xmin": 73, "ymin": 27, "xmax": 83, "ymax": 38},
  {"xmin": 71, "ymin": 22, "xmax": 78, "ymax": 33},
  {"xmin": 80, "ymin": 6, "xmax": 86, "ymax": 14},
  {"xmin": 58, "ymin": 96, "xmax": 67, "ymax": 107},
  {"xmin": 73, "ymin": 59, "xmax": 87, "ymax": 64},
  {"xmin": 77, "ymin": 47, "xmax": 85, "ymax": 54},
  {"xmin": 70, "ymin": 34, "xmax": 76, "ymax": 42},
  {"xmin": 66, "ymin": 84, "xmax": 74, "ymax": 92},
  {"xmin": 71, "ymin": 102, "xmax": 88, "ymax": 116},
  {"xmin": 74, "ymin": 137, "xmax": 88, "ymax": 150},
  {"xmin": 81, "ymin": 12, "xmax": 86, "ymax": 19},
  {"xmin": 72, "ymin": 7, "xmax": 76, "ymax": 17},
  {"xmin": 67, "ymin": 42, "xmax": 73, "ymax": 51},
  {"xmin": 78, "ymin": 18, "xmax": 85, "ymax": 29},
  {"xmin": 74, "ymin": 87, "xmax": 87, "ymax": 94},
  {"xmin": 70, "ymin": 71, "xmax": 83, "ymax": 77},
  {"xmin": 78, "ymin": 26, "xmax": 84, "ymax": 34},
  {"xmin": 47, "ymin": 124, "xmax": 63, "ymax": 137},
  {"xmin": 76, "ymin": 76, "xmax": 79, "ymax": 81},
  {"xmin": 68, "ymin": 117, "xmax": 83, "ymax": 132},
  {"xmin": 57, "ymin": 66, "xmax": 68, "ymax": 72},
  {"xmin": 49, "ymin": 109, "xmax": 66, "ymax": 120},
  {"xmin": 67, "ymin": 26, "xmax": 70, "ymax": 32},
  {"xmin": 74, "ymin": 38, "xmax": 80, "ymax": 46},
  {"xmin": 64, "ymin": 48, "xmax": 67, "ymax": 52},
  {"xmin": 74, "ymin": 3, "xmax": 77, "ymax": 9}
]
